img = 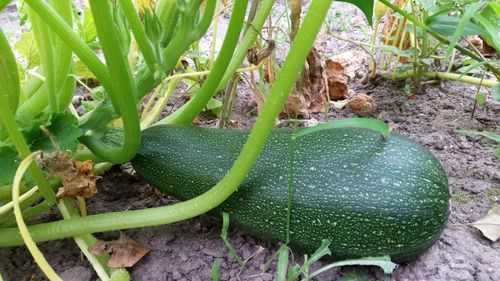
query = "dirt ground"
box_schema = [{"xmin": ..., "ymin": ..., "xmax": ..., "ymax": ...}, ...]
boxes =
[{"xmin": 1, "ymin": 2, "xmax": 499, "ymax": 281}]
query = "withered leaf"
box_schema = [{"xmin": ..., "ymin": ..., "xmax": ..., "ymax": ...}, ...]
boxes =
[
  {"xmin": 39, "ymin": 151, "xmax": 100, "ymax": 199},
  {"xmin": 472, "ymin": 205, "xmax": 500, "ymax": 242},
  {"xmin": 89, "ymin": 233, "xmax": 151, "ymax": 268},
  {"xmin": 56, "ymin": 160, "xmax": 100, "ymax": 199}
]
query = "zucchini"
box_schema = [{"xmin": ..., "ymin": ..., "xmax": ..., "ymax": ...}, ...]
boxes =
[{"xmin": 131, "ymin": 125, "xmax": 450, "ymax": 262}]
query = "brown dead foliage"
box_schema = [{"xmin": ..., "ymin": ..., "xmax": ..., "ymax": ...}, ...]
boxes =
[
  {"xmin": 283, "ymin": 49, "xmax": 368, "ymax": 118},
  {"xmin": 89, "ymin": 233, "xmax": 151, "ymax": 268},
  {"xmin": 38, "ymin": 152, "xmax": 100, "ymax": 199},
  {"xmin": 469, "ymin": 36, "xmax": 497, "ymax": 56}
]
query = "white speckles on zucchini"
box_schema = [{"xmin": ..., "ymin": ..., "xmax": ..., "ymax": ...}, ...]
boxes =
[{"xmin": 131, "ymin": 125, "xmax": 450, "ymax": 262}]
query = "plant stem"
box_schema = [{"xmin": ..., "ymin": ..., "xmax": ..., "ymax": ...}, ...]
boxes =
[
  {"xmin": 159, "ymin": 0, "xmax": 248, "ymax": 125},
  {"xmin": 217, "ymin": 0, "xmax": 276, "ymax": 92},
  {"xmin": 0, "ymin": 0, "xmax": 333, "ymax": 247},
  {"xmin": 80, "ymin": 0, "xmax": 140, "ymax": 164},
  {"xmin": 24, "ymin": 0, "xmax": 112, "ymax": 91},
  {"xmin": 119, "ymin": 0, "xmax": 158, "ymax": 69},
  {"xmin": 383, "ymin": 70, "xmax": 497, "ymax": 87}
]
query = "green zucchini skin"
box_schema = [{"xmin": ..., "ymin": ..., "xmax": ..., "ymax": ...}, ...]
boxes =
[{"xmin": 131, "ymin": 125, "xmax": 450, "ymax": 262}]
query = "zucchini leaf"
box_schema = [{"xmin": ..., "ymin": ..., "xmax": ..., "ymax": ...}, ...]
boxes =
[
  {"xmin": 0, "ymin": 146, "xmax": 20, "ymax": 186},
  {"xmin": 337, "ymin": 0, "xmax": 374, "ymax": 25},
  {"xmin": 295, "ymin": 118, "xmax": 390, "ymax": 139},
  {"xmin": 424, "ymin": 15, "xmax": 483, "ymax": 37}
]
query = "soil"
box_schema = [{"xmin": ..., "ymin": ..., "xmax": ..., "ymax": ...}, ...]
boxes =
[{"xmin": 1, "ymin": 2, "xmax": 500, "ymax": 281}]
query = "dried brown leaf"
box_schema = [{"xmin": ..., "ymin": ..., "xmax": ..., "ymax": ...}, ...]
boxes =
[
  {"xmin": 88, "ymin": 240, "xmax": 108, "ymax": 256},
  {"xmin": 56, "ymin": 160, "xmax": 100, "ymax": 199},
  {"xmin": 469, "ymin": 36, "xmax": 497, "ymax": 56},
  {"xmin": 89, "ymin": 233, "xmax": 151, "ymax": 268},
  {"xmin": 108, "ymin": 233, "xmax": 151, "ymax": 268},
  {"xmin": 283, "ymin": 48, "xmax": 329, "ymax": 118},
  {"xmin": 472, "ymin": 205, "xmax": 500, "ymax": 242},
  {"xmin": 39, "ymin": 151, "xmax": 100, "ymax": 199}
]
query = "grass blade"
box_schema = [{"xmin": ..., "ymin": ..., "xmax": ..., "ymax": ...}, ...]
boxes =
[
  {"xmin": 277, "ymin": 244, "xmax": 290, "ymax": 281},
  {"xmin": 221, "ymin": 212, "xmax": 243, "ymax": 265}
]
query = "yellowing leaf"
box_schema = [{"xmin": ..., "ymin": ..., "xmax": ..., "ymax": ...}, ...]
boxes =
[
  {"xmin": 14, "ymin": 32, "xmax": 40, "ymax": 69},
  {"xmin": 472, "ymin": 205, "xmax": 500, "ymax": 242}
]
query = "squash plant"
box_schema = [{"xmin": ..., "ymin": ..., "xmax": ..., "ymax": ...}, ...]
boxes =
[{"xmin": 0, "ymin": 0, "xmax": 385, "ymax": 278}]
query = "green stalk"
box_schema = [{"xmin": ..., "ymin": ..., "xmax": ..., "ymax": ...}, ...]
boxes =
[
  {"xmin": 160, "ymin": 0, "xmax": 248, "ymax": 125},
  {"xmin": 79, "ymin": 0, "xmax": 140, "ymax": 164},
  {"xmin": 29, "ymin": 9, "xmax": 57, "ymax": 112},
  {"xmin": 119, "ymin": 0, "xmax": 158, "ymax": 69},
  {"xmin": 0, "ymin": 39, "xmax": 56, "ymax": 211},
  {"xmin": 160, "ymin": 0, "xmax": 216, "ymax": 70},
  {"xmin": 377, "ymin": 0, "xmax": 500, "ymax": 78},
  {"xmin": 217, "ymin": 0, "xmax": 275, "ymax": 92},
  {"xmin": 75, "ymin": 0, "xmax": 273, "ymax": 139},
  {"xmin": 156, "ymin": 0, "xmax": 178, "ymax": 48},
  {"xmin": 0, "ymin": 0, "xmax": 333, "ymax": 247},
  {"xmin": 383, "ymin": 70, "xmax": 498, "ymax": 87},
  {"xmin": 24, "ymin": 0, "xmax": 112, "ymax": 91},
  {"xmin": 50, "ymin": 0, "xmax": 74, "ymax": 112}
]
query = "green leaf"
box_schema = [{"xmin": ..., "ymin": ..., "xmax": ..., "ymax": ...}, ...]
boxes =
[
  {"xmin": 305, "ymin": 256, "xmax": 398, "ymax": 280},
  {"xmin": 0, "ymin": 146, "xmax": 20, "ymax": 186},
  {"xmin": 457, "ymin": 130, "xmax": 500, "ymax": 143},
  {"xmin": 337, "ymin": 271, "xmax": 369, "ymax": 281},
  {"xmin": 14, "ymin": 32, "xmax": 41, "ymax": 69},
  {"xmin": 425, "ymin": 16, "xmax": 483, "ymax": 37},
  {"xmin": 337, "ymin": 0, "xmax": 374, "ymax": 25},
  {"xmin": 30, "ymin": 112, "xmax": 82, "ymax": 154},
  {"xmin": 492, "ymin": 83, "xmax": 500, "ymax": 102},
  {"xmin": 474, "ymin": 3, "xmax": 500, "ymax": 53},
  {"xmin": 82, "ymin": 7, "xmax": 97, "ymax": 44},
  {"xmin": 211, "ymin": 257, "xmax": 219, "ymax": 281},
  {"xmin": 277, "ymin": 244, "xmax": 290, "ymax": 281},
  {"xmin": 444, "ymin": 2, "xmax": 484, "ymax": 61},
  {"xmin": 307, "ymin": 239, "xmax": 332, "ymax": 264},
  {"xmin": 0, "ymin": 0, "xmax": 12, "ymax": 11},
  {"xmin": 74, "ymin": 58, "xmax": 97, "ymax": 79},
  {"xmin": 475, "ymin": 92, "xmax": 487, "ymax": 106},
  {"xmin": 295, "ymin": 118, "xmax": 391, "ymax": 139},
  {"xmin": 206, "ymin": 98, "xmax": 222, "ymax": 117},
  {"xmin": 220, "ymin": 212, "xmax": 243, "ymax": 265}
]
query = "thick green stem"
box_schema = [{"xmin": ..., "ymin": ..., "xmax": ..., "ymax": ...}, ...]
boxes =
[
  {"xmin": 24, "ymin": 0, "xmax": 112, "ymax": 91},
  {"xmin": 0, "ymin": 0, "xmax": 333, "ymax": 247},
  {"xmin": 119, "ymin": 0, "xmax": 158, "ymax": 69},
  {"xmin": 383, "ymin": 70, "xmax": 498, "ymax": 87},
  {"xmin": 217, "ymin": 0, "xmax": 275, "ymax": 92},
  {"xmin": 0, "ymin": 37, "xmax": 56, "ymax": 209},
  {"xmin": 30, "ymin": 10, "xmax": 58, "ymax": 112},
  {"xmin": 160, "ymin": 0, "xmax": 248, "ymax": 125},
  {"xmin": 79, "ymin": 0, "xmax": 140, "ymax": 164}
]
